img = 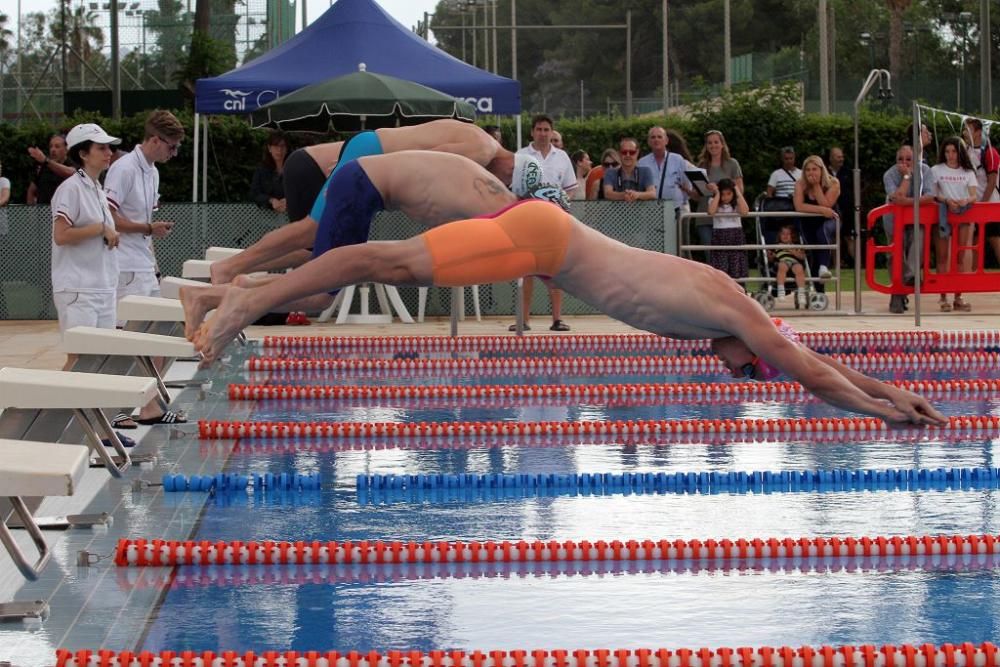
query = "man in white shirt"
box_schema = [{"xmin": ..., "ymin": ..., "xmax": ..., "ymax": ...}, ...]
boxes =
[
  {"xmin": 514, "ymin": 115, "xmax": 576, "ymax": 331},
  {"xmin": 106, "ymin": 110, "xmax": 184, "ymax": 306},
  {"xmin": 105, "ymin": 110, "xmax": 187, "ymax": 426}
]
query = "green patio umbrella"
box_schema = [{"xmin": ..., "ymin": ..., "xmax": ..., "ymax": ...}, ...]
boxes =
[{"xmin": 249, "ymin": 65, "xmax": 477, "ymax": 132}]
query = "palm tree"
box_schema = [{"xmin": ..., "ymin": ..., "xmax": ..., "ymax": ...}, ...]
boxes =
[{"xmin": 885, "ymin": 0, "xmax": 912, "ymax": 85}]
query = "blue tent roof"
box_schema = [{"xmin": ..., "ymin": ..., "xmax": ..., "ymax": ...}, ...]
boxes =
[{"xmin": 195, "ymin": 0, "xmax": 520, "ymax": 115}]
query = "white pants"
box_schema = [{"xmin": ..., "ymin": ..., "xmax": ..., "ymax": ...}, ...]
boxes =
[
  {"xmin": 53, "ymin": 291, "xmax": 117, "ymax": 334},
  {"xmin": 116, "ymin": 271, "xmax": 160, "ymax": 326}
]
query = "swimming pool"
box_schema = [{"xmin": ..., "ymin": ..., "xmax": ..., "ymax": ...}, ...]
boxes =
[{"xmin": 8, "ymin": 331, "xmax": 1000, "ymax": 665}]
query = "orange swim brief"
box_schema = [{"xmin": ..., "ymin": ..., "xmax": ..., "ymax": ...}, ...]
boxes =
[{"xmin": 420, "ymin": 200, "xmax": 573, "ymax": 287}]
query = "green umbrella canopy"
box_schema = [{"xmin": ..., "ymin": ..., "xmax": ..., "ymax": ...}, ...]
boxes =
[{"xmin": 249, "ymin": 66, "xmax": 477, "ymax": 132}]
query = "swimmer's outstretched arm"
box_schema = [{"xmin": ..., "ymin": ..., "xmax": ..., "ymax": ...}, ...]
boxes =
[{"xmin": 804, "ymin": 348, "xmax": 948, "ymax": 426}]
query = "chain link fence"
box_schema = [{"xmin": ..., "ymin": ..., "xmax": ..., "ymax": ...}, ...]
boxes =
[{"xmin": 0, "ymin": 200, "xmax": 676, "ymax": 321}]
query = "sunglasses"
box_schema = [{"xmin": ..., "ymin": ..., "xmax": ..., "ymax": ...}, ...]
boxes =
[
  {"xmin": 620, "ymin": 149, "xmax": 638, "ymax": 156},
  {"xmin": 602, "ymin": 161, "xmax": 619, "ymax": 167},
  {"xmin": 159, "ymin": 136, "xmax": 181, "ymax": 154}
]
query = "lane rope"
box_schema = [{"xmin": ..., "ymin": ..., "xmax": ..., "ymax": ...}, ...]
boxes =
[
  {"xmin": 113, "ymin": 552, "xmax": 1000, "ymax": 590},
  {"xmin": 228, "ymin": 379, "xmax": 1000, "ymax": 402},
  {"xmin": 198, "ymin": 415, "xmax": 1000, "ymax": 440},
  {"xmin": 245, "ymin": 351, "xmax": 1000, "ymax": 376},
  {"xmin": 115, "ymin": 533, "xmax": 1000, "ymax": 567},
  {"xmin": 357, "ymin": 466, "xmax": 1000, "ymax": 501},
  {"xmin": 261, "ymin": 330, "xmax": 1000, "ymax": 352},
  {"xmin": 163, "ymin": 472, "xmax": 321, "ymax": 493},
  {"xmin": 53, "ymin": 644, "xmax": 1000, "ymax": 667}
]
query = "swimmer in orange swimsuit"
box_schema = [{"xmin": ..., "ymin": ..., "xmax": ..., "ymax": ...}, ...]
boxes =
[{"xmin": 193, "ymin": 200, "xmax": 947, "ymax": 429}]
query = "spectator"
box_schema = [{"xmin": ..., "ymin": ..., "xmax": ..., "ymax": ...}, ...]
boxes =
[
  {"xmin": 931, "ymin": 136, "xmax": 977, "ymax": 312},
  {"xmin": 766, "ymin": 146, "xmax": 801, "ymax": 200},
  {"xmin": 792, "ymin": 155, "xmax": 839, "ymax": 282},
  {"xmin": 963, "ymin": 119, "xmax": 1000, "ymax": 266},
  {"xmin": 27, "ymin": 134, "xmax": 73, "ymax": 205},
  {"xmin": 50, "ymin": 124, "xmax": 121, "ymax": 371},
  {"xmin": 707, "ymin": 177, "xmax": 749, "ymax": 284},
  {"xmin": 771, "ymin": 224, "xmax": 808, "ymax": 307},
  {"xmin": 603, "ymin": 137, "xmax": 655, "ymax": 202},
  {"xmin": 638, "ymin": 126, "xmax": 693, "ymax": 217},
  {"xmin": 827, "ymin": 146, "xmax": 856, "ymax": 264},
  {"xmin": 483, "ymin": 124, "xmax": 504, "ymax": 146},
  {"xmin": 251, "ymin": 131, "xmax": 288, "ymax": 213},
  {"xmin": 105, "ymin": 110, "xmax": 187, "ymax": 425},
  {"xmin": 0, "ymin": 161, "xmax": 9, "ymax": 235},
  {"xmin": 514, "ymin": 114, "xmax": 576, "ymax": 331},
  {"xmin": 883, "ymin": 145, "xmax": 935, "ymax": 313},
  {"xmin": 551, "ymin": 130, "xmax": 564, "ymax": 150},
  {"xmin": 586, "ymin": 149, "xmax": 619, "ymax": 200},
  {"xmin": 904, "ymin": 122, "xmax": 934, "ymax": 157},
  {"xmin": 694, "ymin": 129, "xmax": 744, "ymax": 248},
  {"xmin": 570, "ymin": 150, "xmax": 592, "ymax": 200}
]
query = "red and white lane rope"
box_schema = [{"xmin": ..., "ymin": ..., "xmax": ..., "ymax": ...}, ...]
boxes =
[
  {"xmin": 198, "ymin": 416, "xmax": 1000, "ymax": 440},
  {"xmin": 261, "ymin": 330, "xmax": 1000, "ymax": 353},
  {"xmin": 245, "ymin": 351, "xmax": 1000, "ymax": 376},
  {"xmin": 52, "ymin": 644, "xmax": 1000, "ymax": 667},
  {"xmin": 115, "ymin": 533, "xmax": 1000, "ymax": 567},
  {"xmin": 228, "ymin": 379, "xmax": 1000, "ymax": 402},
  {"xmin": 114, "ymin": 550, "xmax": 1000, "ymax": 591}
]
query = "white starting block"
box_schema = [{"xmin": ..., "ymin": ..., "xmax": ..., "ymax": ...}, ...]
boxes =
[
  {"xmin": 116, "ymin": 295, "xmax": 185, "ymax": 323},
  {"xmin": 62, "ymin": 327, "xmax": 195, "ymax": 406},
  {"xmin": 316, "ymin": 283, "xmax": 415, "ymax": 325},
  {"xmin": 181, "ymin": 259, "xmax": 213, "ymax": 279},
  {"xmin": 159, "ymin": 276, "xmax": 208, "ymax": 300},
  {"xmin": 417, "ymin": 286, "xmax": 482, "ymax": 323},
  {"xmin": 0, "ymin": 439, "xmax": 88, "ymax": 580},
  {"xmin": 0, "ymin": 368, "xmax": 158, "ymax": 477},
  {"xmin": 204, "ymin": 247, "xmax": 243, "ymax": 261}
]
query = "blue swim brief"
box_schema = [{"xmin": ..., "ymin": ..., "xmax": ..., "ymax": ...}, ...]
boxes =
[
  {"xmin": 311, "ymin": 159, "xmax": 385, "ymax": 282},
  {"xmin": 309, "ymin": 130, "xmax": 384, "ymax": 222}
]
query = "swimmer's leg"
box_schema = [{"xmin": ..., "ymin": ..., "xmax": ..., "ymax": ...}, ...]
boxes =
[{"xmin": 210, "ymin": 217, "xmax": 318, "ymax": 284}]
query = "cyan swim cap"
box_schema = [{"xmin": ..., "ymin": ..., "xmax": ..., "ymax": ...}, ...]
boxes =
[
  {"xmin": 750, "ymin": 318, "xmax": 800, "ymax": 381},
  {"xmin": 511, "ymin": 153, "xmax": 543, "ymax": 196}
]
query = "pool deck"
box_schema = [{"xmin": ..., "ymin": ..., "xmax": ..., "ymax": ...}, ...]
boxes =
[{"xmin": 1, "ymin": 290, "xmax": 999, "ymax": 370}]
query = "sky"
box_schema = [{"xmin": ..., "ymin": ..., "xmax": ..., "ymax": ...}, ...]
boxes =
[{"xmin": 0, "ymin": 0, "xmax": 440, "ymax": 43}]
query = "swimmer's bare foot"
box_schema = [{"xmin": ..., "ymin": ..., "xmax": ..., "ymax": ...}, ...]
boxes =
[
  {"xmin": 209, "ymin": 257, "xmax": 238, "ymax": 285},
  {"xmin": 194, "ymin": 285, "xmax": 257, "ymax": 365},
  {"xmin": 231, "ymin": 273, "xmax": 277, "ymax": 289},
  {"xmin": 180, "ymin": 285, "xmax": 225, "ymax": 341}
]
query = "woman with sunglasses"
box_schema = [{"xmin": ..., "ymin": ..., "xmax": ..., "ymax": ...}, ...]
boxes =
[{"xmin": 586, "ymin": 148, "xmax": 621, "ymax": 200}]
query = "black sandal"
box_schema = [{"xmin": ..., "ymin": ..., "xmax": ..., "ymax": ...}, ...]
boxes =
[
  {"xmin": 136, "ymin": 410, "xmax": 188, "ymax": 425},
  {"xmin": 549, "ymin": 320, "xmax": 571, "ymax": 331},
  {"xmin": 111, "ymin": 413, "xmax": 139, "ymax": 430},
  {"xmin": 508, "ymin": 323, "xmax": 531, "ymax": 331}
]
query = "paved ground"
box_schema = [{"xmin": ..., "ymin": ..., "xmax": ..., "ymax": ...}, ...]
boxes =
[{"xmin": 1, "ymin": 289, "xmax": 998, "ymax": 370}]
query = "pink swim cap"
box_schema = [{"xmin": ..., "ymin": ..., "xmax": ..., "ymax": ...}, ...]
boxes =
[{"xmin": 751, "ymin": 318, "xmax": 800, "ymax": 381}]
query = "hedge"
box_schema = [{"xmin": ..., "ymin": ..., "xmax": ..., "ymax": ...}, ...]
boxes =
[{"xmin": 0, "ymin": 90, "xmax": 959, "ymax": 210}]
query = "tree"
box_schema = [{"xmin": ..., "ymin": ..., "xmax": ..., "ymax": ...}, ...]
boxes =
[{"xmin": 885, "ymin": 0, "xmax": 912, "ymax": 86}]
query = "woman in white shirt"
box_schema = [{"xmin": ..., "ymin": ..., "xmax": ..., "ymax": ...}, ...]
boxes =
[
  {"xmin": 51, "ymin": 123, "xmax": 122, "ymax": 369},
  {"xmin": 930, "ymin": 136, "xmax": 978, "ymax": 312}
]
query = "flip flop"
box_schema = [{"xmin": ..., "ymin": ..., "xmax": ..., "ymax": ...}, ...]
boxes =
[
  {"xmin": 549, "ymin": 320, "xmax": 571, "ymax": 331},
  {"xmin": 136, "ymin": 410, "xmax": 188, "ymax": 425},
  {"xmin": 508, "ymin": 323, "xmax": 531, "ymax": 331},
  {"xmin": 102, "ymin": 432, "xmax": 138, "ymax": 448},
  {"xmin": 111, "ymin": 413, "xmax": 139, "ymax": 430}
]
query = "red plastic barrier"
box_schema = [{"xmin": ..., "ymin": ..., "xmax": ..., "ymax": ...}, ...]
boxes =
[
  {"xmin": 53, "ymin": 642, "xmax": 1000, "ymax": 667},
  {"xmin": 866, "ymin": 202, "xmax": 1000, "ymax": 295}
]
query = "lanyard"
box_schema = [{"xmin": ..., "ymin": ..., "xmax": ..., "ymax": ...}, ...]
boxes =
[{"xmin": 77, "ymin": 170, "xmax": 111, "ymax": 228}]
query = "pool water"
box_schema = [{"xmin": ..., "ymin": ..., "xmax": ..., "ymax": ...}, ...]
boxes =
[{"xmin": 138, "ymin": 346, "xmax": 1000, "ymax": 654}]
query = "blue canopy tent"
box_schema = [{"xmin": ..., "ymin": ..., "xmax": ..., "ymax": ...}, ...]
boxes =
[{"xmin": 190, "ymin": 0, "xmax": 521, "ymax": 199}]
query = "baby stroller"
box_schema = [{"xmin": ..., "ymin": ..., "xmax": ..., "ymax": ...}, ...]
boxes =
[{"xmin": 750, "ymin": 195, "xmax": 830, "ymax": 312}]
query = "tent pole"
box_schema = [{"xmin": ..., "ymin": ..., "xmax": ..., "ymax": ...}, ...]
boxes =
[
  {"xmin": 201, "ymin": 119, "xmax": 208, "ymax": 202},
  {"xmin": 191, "ymin": 113, "xmax": 199, "ymax": 203},
  {"xmin": 516, "ymin": 114, "xmax": 522, "ymax": 150}
]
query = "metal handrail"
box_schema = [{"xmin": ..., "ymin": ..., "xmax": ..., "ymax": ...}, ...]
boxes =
[{"xmin": 678, "ymin": 210, "xmax": 842, "ymax": 310}]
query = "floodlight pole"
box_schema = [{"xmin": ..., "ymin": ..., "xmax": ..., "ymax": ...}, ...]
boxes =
[{"xmin": 110, "ymin": 0, "xmax": 121, "ymax": 119}]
